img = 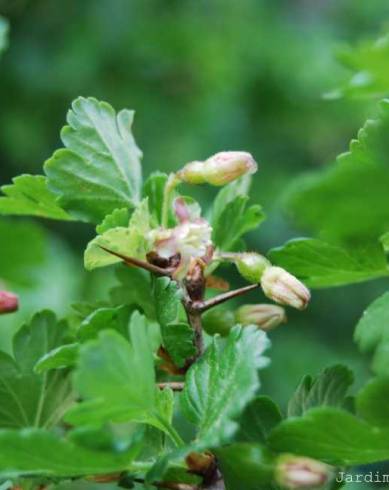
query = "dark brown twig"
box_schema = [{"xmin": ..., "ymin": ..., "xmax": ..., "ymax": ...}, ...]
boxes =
[
  {"xmin": 196, "ymin": 284, "xmax": 259, "ymax": 313},
  {"xmin": 98, "ymin": 246, "xmax": 173, "ymax": 276}
]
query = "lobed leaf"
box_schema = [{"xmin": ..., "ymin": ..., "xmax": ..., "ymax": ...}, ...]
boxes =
[
  {"xmin": 0, "ymin": 175, "xmax": 72, "ymax": 221},
  {"xmin": 235, "ymin": 396, "xmax": 282, "ymax": 443},
  {"xmin": 269, "ymin": 406, "xmax": 389, "ymax": 465},
  {"xmin": 356, "ymin": 377, "xmax": 389, "ymax": 427},
  {"xmin": 269, "ymin": 238, "xmax": 389, "ymax": 288},
  {"xmin": 44, "ymin": 97, "xmax": 143, "ymax": 223},
  {"xmin": 180, "ymin": 326, "xmax": 270, "ymax": 449},
  {"xmin": 287, "ymin": 364, "xmax": 354, "ymax": 417}
]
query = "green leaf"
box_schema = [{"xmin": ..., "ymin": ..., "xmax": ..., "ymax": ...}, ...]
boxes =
[
  {"xmin": 143, "ymin": 172, "xmax": 168, "ymax": 225},
  {"xmin": 356, "ymin": 377, "xmax": 389, "ymax": 427},
  {"xmin": 35, "ymin": 343, "xmax": 79, "ymax": 373},
  {"xmin": 288, "ymin": 365, "xmax": 354, "ymax": 417},
  {"xmin": 153, "ymin": 277, "xmax": 195, "ymax": 367},
  {"xmin": 212, "ymin": 175, "xmax": 252, "ymax": 225},
  {"xmin": 180, "ymin": 326, "xmax": 270, "ymax": 449},
  {"xmin": 269, "ymin": 407, "xmax": 389, "ymax": 465},
  {"xmin": 354, "ymin": 291, "xmax": 389, "ymax": 376},
  {"xmin": 215, "ymin": 443, "xmax": 275, "ymax": 490},
  {"xmin": 84, "ymin": 199, "xmax": 151, "ymax": 270},
  {"xmin": 326, "ymin": 32, "xmax": 389, "ymax": 100},
  {"xmin": 0, "ymin": 428, "xmax": 140, "ymax": 478},
  {"xmin": 0, "ymin": 310, "xmax": 72, "ymax": 428},
  {"xmin": 285, "ymin": 100, "xmax": 389, "ymax": 244},
  {"xmin": 110, "ymin": 265, "xmax": 155, "ymax": 319},
  {"xmin": 65, "ymin": 312, "xmax": 178, "ymax": 443},
  {"xmin": 212, "ymin": 195, "xmax": 265, "ymax": 251},
  {"xmin": 44, "ymin": 97, "xmax": 142, "ymax": 223},
  {"xmin": 0, "ymin": 175, "xmax": 72, "ymax": 221},
  {"xmin": 269, "ymin": 238, "xmax": 389, "ymax": 288},
  {"xmin": 236, "ymin": 396, "xmax": 282, "ymax": 443},
  {"xmin": 77, "ymin": 305, "xmax": 131, "ymax": 341},
  {"xmin": 96, "ymin": 207, "xmax": 131, "ymax": 234}
]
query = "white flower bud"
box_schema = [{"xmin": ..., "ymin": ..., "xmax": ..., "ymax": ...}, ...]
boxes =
[
  {"xmin": 260, "ymin": 266, "xmax": 310, "ymax": 310},
  {"xmin": 0, "ymin": 290, "xmax": 19, "ymax": 314},
  {"xmin": 178, "ymin": 151, "xmax": 258, "ymax": 186},
  {"xmin": 234, "ymin": 253, "xmax": 270, "ymax": 283},
  {"xmin": 276, "ymin": 455, "xmax": 333, "ymax": 489},
  {"xmin": 236, "ymin": 304, "xmax": 286, "ymax": 331}
]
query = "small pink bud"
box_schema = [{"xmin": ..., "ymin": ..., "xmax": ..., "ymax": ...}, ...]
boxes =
[
  {"xmin": 260, "ymin": 266, "xmax": 310, "ymax": 310},
  {"xmin": 0, "ymin": 290, "xmax": 19, "ymax": 314},
  {"xmin": 276, "ymin": 455, "xmax": 333, "ymax": 489},
  {"xmin": 236, "ymin": 304, "xmax": 286, "ymax": 331},
  {"xmin": 178, "ymin": 151, "xmax": 258, "ymax": 186}
]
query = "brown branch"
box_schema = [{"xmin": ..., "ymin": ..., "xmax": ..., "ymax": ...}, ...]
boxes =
[
  {"xmin": 187, "ymin": 310, "xmax": 204, "ymax": 357},
  {"xmin": 196, "ymin": 284, "xmax": 259, "ymax": 313},
  {"xmin": 158, "ymin": 382, "xmax": 185, "ymax": 391},
  {"xmin": 98, "ymin": 246, "xmax": 173, "ymax": 276}
]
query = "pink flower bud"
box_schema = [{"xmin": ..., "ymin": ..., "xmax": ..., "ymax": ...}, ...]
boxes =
[
  {"xmin": 260, "ymin": 266, "xmax": 310, "ymax": 310},
  {"xmin": 0, "ymin": 290, "xmax": 19, "ymax": 314},
  {"xmin": 178, "ymin": 151, "xmax": 258, "ymax": 186},
  {"xmin": 236, "ymin": 304, "xmax": 286, "ymax": 331},
  {"xmin": 234, "ymin": 253, "xmax": 270, "ymax": 283},
  {"xmin": 276, "ymin": 455, "xmax": 333, "ymax": 489}
]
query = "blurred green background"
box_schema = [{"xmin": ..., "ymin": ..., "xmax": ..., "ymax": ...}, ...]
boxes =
[{"xmin": 1, "ymin": 0, "xmax": 389, "ymax": 444}]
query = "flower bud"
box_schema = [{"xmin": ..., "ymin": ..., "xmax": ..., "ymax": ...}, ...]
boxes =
[
  {"xmin": 0, "ymin": 290, "xmax": 19, "ymax": 314},
  {"xmin": 276, "ymin": 455, "xmax": 333, "ymax": 489},
  {"xmin": 178, "ymin": 151, "xmax": 258, "ymax": 186},
  {"xmin": 236, "ymin": 304, "xmax": 286, "ymax": 331},
  {"xmin": 260, "ymin": 266, "xmax": 310, "ymax": 310},
  {"xmin": 234, "ymin": 253, "xmax": 270, "ymax": 283}
]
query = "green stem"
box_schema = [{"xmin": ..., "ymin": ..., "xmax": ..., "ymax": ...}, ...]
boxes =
[
  {"xmin": 156, "ymin": 416, "xmax": 185, "ymax": 447},
  {"xmin": 161, "ymin": 173, "xmax": 180, "ymax": 227}
]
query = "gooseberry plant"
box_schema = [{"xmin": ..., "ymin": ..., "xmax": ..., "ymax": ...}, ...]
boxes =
[{"xmin": 2, "ymin": 92, "xmax": 389, "ymax": 490}]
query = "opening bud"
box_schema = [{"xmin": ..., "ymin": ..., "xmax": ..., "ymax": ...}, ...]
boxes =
[
  {"xmin": 234, "ymin": 253, "xmax": 270, "ymax": 283},
  {"xmin": 276, "ymin": 454, "xmax": 333, "ymax": 489},
  {"xmin": 260, "ymin": 266, "xmax": 310, "ymax": 310},
  {"xmin": 236, "ymin": 304, "xmax": 286, "ymax": 331},
  {"xmin": 0, "ymin": 290, "xmax": 19, "ymax": 314},
  {"xmin": 178, "ymin": 151, "xmax": 258, "ymax": 186}
]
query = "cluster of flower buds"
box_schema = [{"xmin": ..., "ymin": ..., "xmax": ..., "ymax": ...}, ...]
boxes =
[
  {"xmin": 177, "ymin": 151, "xmax": 257, "ymax": 186},
  {"xmin": 260, "ymin": 266, "xmax": 310, "ymax": 310},
  {"xmin": 0, "ymin": 290, "xmax": 19, "ymax": 314},
  {"xmin": 237, "ymin": 304, "xmax": 286, "ymax": 331},
  {"xmin": 275, "ymin": 455, "xmax": 333, "ymax": 489}
]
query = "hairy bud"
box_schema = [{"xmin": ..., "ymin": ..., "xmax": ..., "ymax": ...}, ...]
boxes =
[
  {"xmin": 234, "ymin": 253, "xmax": 270, "ymax": 283},
  {"xmin": 0, "ymin": 290, "xmax": 19, "ymax": 314},
  {"xmin": 276, "ymin": 455, "xmax": 333, "ymax": 489},
  {"xmin": 178, "ymin": 151, "xmax": 257, "ymax": 186},
  {"xmin": 260, "ymin": 266, "xmax": 310, "ymax": 310},
  {"xmin": 236, "ymin": 304, "xmax": 286, "ymax": 331}
]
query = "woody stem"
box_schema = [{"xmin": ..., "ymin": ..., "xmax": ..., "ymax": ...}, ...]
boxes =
[
  {"xmin": 196, "ymin": 284, "xmax": 259, "ymax": 313},
  {"xmin": 98, "ymin": 247, "xmax": 173, "ymax": 276}
]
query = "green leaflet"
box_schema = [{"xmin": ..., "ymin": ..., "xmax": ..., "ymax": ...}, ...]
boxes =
[
  {"xmin": 235, "ymin": 396, "xmax": 283, "ymax": 443},
  {"xmin": 326, "ymin": 32, "xmax": 389, "ymax": 100},
  {"xmin": 354, "ymin": 291, "xmax": 389, "ymax": 376},
  {"xmin": 44, "ymin": 97, "xmax": 143, "ymax": 223},
  {"xmin": 284, "ymin": 99, "xmax": 389, "ymax": 244},
  {"xmin": 269, "ymin": 406, "xmax": 389, "ymax": 465},
  {"xmin": 180, "ymin": 326, "xmax": 270, "ymax": 449},
  {"xmin": 34, "ymin": 344, "xmax": 79, "ymax": 374},
  {"xmin": 269, "ymin": 238, "xmax": 389, "ymax": 288},
  {"xmin": 96, "ymin": 207, "xmax": 131, "ymax": 234},
  {"xmin": 153, "ymin": 277, "xmax": 195, "ymax": 367},
  {"xmin": 65, "ymin": 312, "xmax": 180, "ymax": 444},
  {"xmin": 143, "ymin": 172, "xmax": 168, "ymax": 225},
  {"xmin": 84, "ymin": 198, "xmax": 151, "ymax": 270},
  {"xmin": 0, "ymin": 310, "xmax": 73, "ymax": 429},
  {"xmin": 0, "ymin": 428, "xmax": 140, "ymax": 478},
  {"xmin": 356, "ymin": 377, "xmax": 389, "ymax": 427},
  {"xmin": 211, "ymin": 174, "xmax": 265, "ymax": 251},
  {"xmin": 287, "ymin": 365, "xmax": 354, "ymax": 417},
  {"xmin": 0, "ymin": 175, "xmax": 72, "ymax": 221}
]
